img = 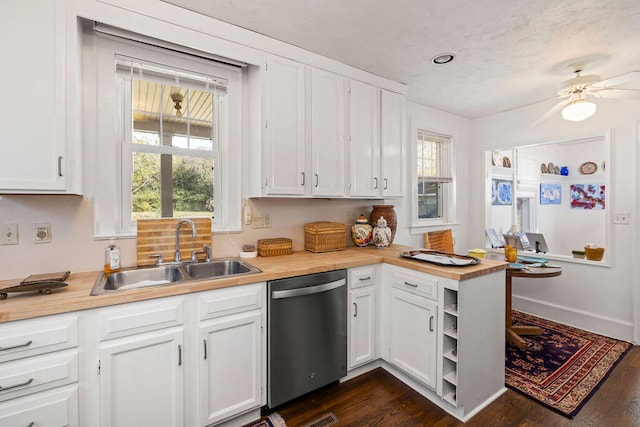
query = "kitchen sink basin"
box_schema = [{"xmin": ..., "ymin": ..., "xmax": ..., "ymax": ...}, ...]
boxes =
[
  {"xmin": 91, "ymin": 258, "xmax": 261, "ymax": 295},
  {"xmin": 184, "ymin": 258, "xmax": 260, "ymax": 279}
]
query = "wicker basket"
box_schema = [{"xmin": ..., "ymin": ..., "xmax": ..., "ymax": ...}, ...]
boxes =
[
  {"xmin": 585, "ymin": 246, "xmax": 604, "ymax": 261},
  {"xmin": 304, "ymin": 222, "xmax": 346, "ymax": 253},
  {"xmin": 257, "ymin": 238, "xmax": 293, "ymax": 257}
]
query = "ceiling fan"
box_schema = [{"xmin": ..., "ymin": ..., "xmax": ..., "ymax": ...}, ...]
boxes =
[{"xmin": 533, "ymin": 61, "xmax": 640, "ymax": 126}]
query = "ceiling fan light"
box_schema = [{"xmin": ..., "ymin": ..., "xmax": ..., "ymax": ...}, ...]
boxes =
[{"xmin": 561, "ymin": 99, "xmax": 596, "ymax": 121}]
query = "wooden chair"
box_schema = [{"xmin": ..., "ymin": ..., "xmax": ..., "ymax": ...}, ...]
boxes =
[{"xmin": 424, "ymin": 229, "xmax": 454, "ymax": 253}]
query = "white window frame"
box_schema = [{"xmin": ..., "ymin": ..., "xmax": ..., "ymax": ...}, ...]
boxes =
[
  {"xmin": 89, "ymin": 31, "xmax": 242, "ymax": 238},
  {"xmin": 409, "ymin": 120, "xmax": 457, "ymax": 232}
]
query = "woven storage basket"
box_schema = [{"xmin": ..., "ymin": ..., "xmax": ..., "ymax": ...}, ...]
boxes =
[
  {"xmin": 304, "ymin": 222, "xmax": 346, "ymax": 253},
  {"xmin": 257, "ymin": 238, "xmax": 292, "ymax": 257}
]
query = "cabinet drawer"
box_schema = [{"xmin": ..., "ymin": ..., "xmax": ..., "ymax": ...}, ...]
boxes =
[
  {"xmin": 349, "ymin": 265, "xmax": 377, "ymax": 289},
  {"xmin": 0, "ymin": 385, "xmax": 78, "ymax": 427},
  {"xmin": 389, "ymin": 267, "xmax": 438, "ymax": 301},
  {"xmin": 199, "ymin": 283, "xmax": 264, "ymax": 321},
  {"xmin": 0, "ymin": 315, "xmax": 78, "ymax": 363},
  {"xmin": 99, "ymin": 297, "xmax": 184, "ymax": 341},
  {"xmin": 0, "ymin": 349, "xmax": 78, "ymax": 402}
]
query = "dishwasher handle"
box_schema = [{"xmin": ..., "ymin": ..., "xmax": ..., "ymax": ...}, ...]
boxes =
[{"xmin": 271, "ymin": 278, "xmax": 346, "ymax": 299}]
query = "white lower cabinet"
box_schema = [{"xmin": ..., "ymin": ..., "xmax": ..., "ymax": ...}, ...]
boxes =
[
  {"xmin": 348, "ymin": 265, "xmax": 379, "ymax": 369},
  {"xmin": 388, "ymin": 287, "xmax": 437, "ymax": 388},
  {"xmin": 199, "ymin": 311, "xmax": 263, "ymax": 425},
  {"xmin": 197, "ymin": 282, "xmax": 265, "ymax": 426},
  {"xmin": 0, "ymin": 314, "xmax": 79, "ymax": 427},
  {"xmin": 99, "ymin": 328, "xmax": 184, "ymax": 427},
  {"xmin": 92, "ymin": 283, "xmax": 265, "ymax": 427}
]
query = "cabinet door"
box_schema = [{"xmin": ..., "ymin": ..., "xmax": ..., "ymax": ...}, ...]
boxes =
[
  {"xmin": 264, "ymin": 56, "xmax": 306, "ymax": 195},
  {"xmin": 99, "ymin": 328, "xmax": 184, "ymax": 427},
  {"xmin": 389, "ymin": 288, "xmax": 437, "ymax": 388},
  {"xmin": 311, "ymin": 68, "xmax": 345, "ymax": 197},
  {"xmin": 348, "ymin": 80, "xmax": 380, "ymax": 197},
  {"xmin": 380, "ymin": 90, "xmax": 405, "ymax": 197},
  {"xmin": 348, "ymin": 287, "xmax": 376, "ymax": 368},
  {"xmin": 199, "ymin": 311, "xmax": 262, "ymax": 426},
  {"xmin": 0, "ymin": 0, "xmax": 67, "ymax": 191}
]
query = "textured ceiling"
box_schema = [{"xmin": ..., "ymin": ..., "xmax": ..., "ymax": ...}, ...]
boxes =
[{"xmin": 163, "ymin": 0, "xmax": 640, "ymax": 118}]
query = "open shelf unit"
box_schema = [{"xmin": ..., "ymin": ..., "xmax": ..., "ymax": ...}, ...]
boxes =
[{"xmin": 441, "ymin": 287, "xmax": 459, "ymax": 407}]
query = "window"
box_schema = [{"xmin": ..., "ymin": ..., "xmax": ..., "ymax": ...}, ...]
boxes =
[
  {"xmin": 117, "ymin": 57, "xmax": 225, "ymax": 225},
  {"xmin": 90, "ymin": 30, "xmax": 242, "ymax": 237},
  {"xmin": 416, "ymin": 130, "xmax": 453, "ymax": 221}
]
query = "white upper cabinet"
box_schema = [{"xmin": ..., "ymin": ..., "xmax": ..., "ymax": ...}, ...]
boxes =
[
  {"xmin": 380, "ymin": 90, "xmax": 405, "ymax": 197},
  {"xmin": 348, "ymin": 80, "xmax": 380, "ymax": 197},
  {"xmin": 311, "ymin": 68, "xmax": 346, "ymax": 197},
  {"xmin": 0, "ymin": 0, "xmax": 80, "ymax": 193},
  {"xmin": 263, "ymin": 56, "xmax": 306, "ymax": 195}
]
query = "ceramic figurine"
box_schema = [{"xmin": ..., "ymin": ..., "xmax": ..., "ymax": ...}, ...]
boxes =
[
  {"xmin": 372, "ymin": 216, "xmax": 392, "ymax": 248},
  {"xmin": 351, "ymin": 214, "xmax": 373, "ymax": 247}
]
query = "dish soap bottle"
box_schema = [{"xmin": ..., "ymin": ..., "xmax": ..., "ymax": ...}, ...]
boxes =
[{"xmin": 104, "ymin": 240, "xmax": 121, "ymax": 274}]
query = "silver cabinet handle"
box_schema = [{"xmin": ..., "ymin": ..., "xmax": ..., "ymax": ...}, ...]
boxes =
[
  {"xmin": 384, "ymin": 178, "xmax": 388, "ymax": 190},
  {"xmin": 0, "ymin": 340, "xmax": 33, "ymax": 352},
  {"xmin": 374, "ymin": 177, "xmax": 378, "ymax": 189},
  {"xmin": 301, "ymin": 172, "xmax": 305, "ymax": 186},
  {"xmin": 178, "ymin": 345, "xmax": 182, "ymax": 366},
  {"xmin": 429, "ymin": 316, "xmax": 434, "ymax": 332},
  {"xmin": 353, "ymin": 302, "xmax": 358, "ymax": 317},
  {"xmin": 359, "ymin": 276, "xmax": 371, "ymax": 281},
  {"xmin": 404, "ymin": 281, "xmax": 418, "ymax": 288},
  {"xmin": 57, "ymin": 156, "xmax": 63, "ymax": 177},
  {"xmin": 314, "ymin": 174, "xmax": 319, "ymax": 188},
  {"xmin": 203, "ymin": 339, "xmax": 207, "ymax": 360},
  {"xmin": 0, "ymin": 377, "xmax": 34, "ymax": 392}
]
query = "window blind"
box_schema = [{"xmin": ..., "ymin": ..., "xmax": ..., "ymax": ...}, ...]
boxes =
[
  {"xmin": 417, "ymin": 130, "xmax": 452, "ymax": 182},
  {"xmin": 115, "ymin": 55, "xmax": 227, "ymax": 94}
]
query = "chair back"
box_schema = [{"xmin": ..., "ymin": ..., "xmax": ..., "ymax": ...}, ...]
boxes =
[{"xmin": 424, "ymin": 229, "xmax": 454, "ymax": 253}]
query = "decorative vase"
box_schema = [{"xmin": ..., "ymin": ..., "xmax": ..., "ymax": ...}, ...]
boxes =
[
  {"xmin": 369, "ymin": 205, "xmax": 397, "ymax": 244},
  {"xmin": 351, "ymin": 214, "xmax": 373, "ymax": 247},
  {"xmin": 372, "ymin": 216, "xmax": 392, "ymax": 248}
]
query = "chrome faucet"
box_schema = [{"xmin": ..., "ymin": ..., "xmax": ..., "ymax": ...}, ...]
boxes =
[{"xmin": 175, "ymin": 219, "xmax": 197, "ymax": 262}]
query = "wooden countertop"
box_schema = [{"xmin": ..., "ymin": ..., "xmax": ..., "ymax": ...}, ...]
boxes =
[{"xmin": 0, "ymin": 245, "xmax": 507, "ymax": 323}]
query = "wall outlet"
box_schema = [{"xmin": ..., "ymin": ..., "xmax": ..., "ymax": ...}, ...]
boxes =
[
  {"xmin": 34, "ymin": 223, "xmax": 52, "ymax": 243},
  {"xmin": 0, "ymin": 224, "xmax": 19, "ymax": 245},
  {"xmin": 613, "ymin": 213, "xmax": 630, "ymax": 224},
  {"xmin": 252, "ymin": 213, "xmax": 272, "ymax": 229}
]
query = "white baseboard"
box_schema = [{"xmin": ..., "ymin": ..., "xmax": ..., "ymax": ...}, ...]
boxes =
[{"xmin": 513, "ymin": 294, "xmax": 635, "ymax": 343}]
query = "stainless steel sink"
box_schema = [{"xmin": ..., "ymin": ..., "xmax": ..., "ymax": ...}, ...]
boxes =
[
  {"xmin": 91, "ymin": 258, "xmax": 261, "ymax": 295},
  {"xmin": 184, "ymin": 258, "xmax": 260, "ymax": 279}
]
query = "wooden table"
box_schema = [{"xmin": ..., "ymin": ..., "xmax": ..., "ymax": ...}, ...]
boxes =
[{"xmin": 506, "ymin": 266, "xmax": 562, "ymax": 350}]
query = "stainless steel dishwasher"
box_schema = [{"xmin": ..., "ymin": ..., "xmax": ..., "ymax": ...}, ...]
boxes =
[{"xmin": 267, "ymin": 269, "xmax": 347, "ymax": 409}]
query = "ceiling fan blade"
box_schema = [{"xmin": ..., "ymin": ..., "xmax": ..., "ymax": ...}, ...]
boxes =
[
  {"xmin": 532, "ymin": 97, "xmax": 572, "ymax": 126},
  {"xmin": 591, "ymin": 71, "xmax": 640, "ymax": 89},
  {"xmin": 592, "ymin": 88, "xmax": 640, "ymax": 99}
]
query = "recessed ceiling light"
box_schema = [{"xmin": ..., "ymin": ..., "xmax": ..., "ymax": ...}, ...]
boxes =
[{"xmin": 431, "ymin": 53, "xmax": 455, "ymax": 65}]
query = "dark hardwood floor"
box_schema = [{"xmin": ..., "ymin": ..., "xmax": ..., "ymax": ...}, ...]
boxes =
[{"xmin": 273, "ymin": 346, "xmax": 640, "ymax": 426}]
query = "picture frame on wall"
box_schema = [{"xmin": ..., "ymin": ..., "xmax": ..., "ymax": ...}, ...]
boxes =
[
  {"xmin": 540, "ymin": 183, "xmax": 562, "ymax": 205},
  {"xmin": 492, "ymin": 179, "xmax": 513, "ymax": 206}
]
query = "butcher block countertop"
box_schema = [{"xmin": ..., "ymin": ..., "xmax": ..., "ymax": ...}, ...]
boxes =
[{"xmin": 0, "ymin": 244, "xmax": 507, "ymax": 323}]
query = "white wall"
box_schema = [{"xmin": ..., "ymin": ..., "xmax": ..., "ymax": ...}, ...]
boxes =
[{"xmin": 472, "ymin": 98, "xmax": 639, "ymax": 341}]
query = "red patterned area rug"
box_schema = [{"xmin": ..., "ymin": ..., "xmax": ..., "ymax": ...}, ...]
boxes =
[
  {"xmin": 244, "ymin": 412, "xmax": 287, "ymax": 427},
  {"xmin": 506, "ymin": 311, "xmax": 631, "ymax": 418}
]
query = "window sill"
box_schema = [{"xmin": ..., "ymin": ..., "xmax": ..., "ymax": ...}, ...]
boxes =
[{"xmin": 409, "ymin": 222, "xmax": 461, "ymax": 236}]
